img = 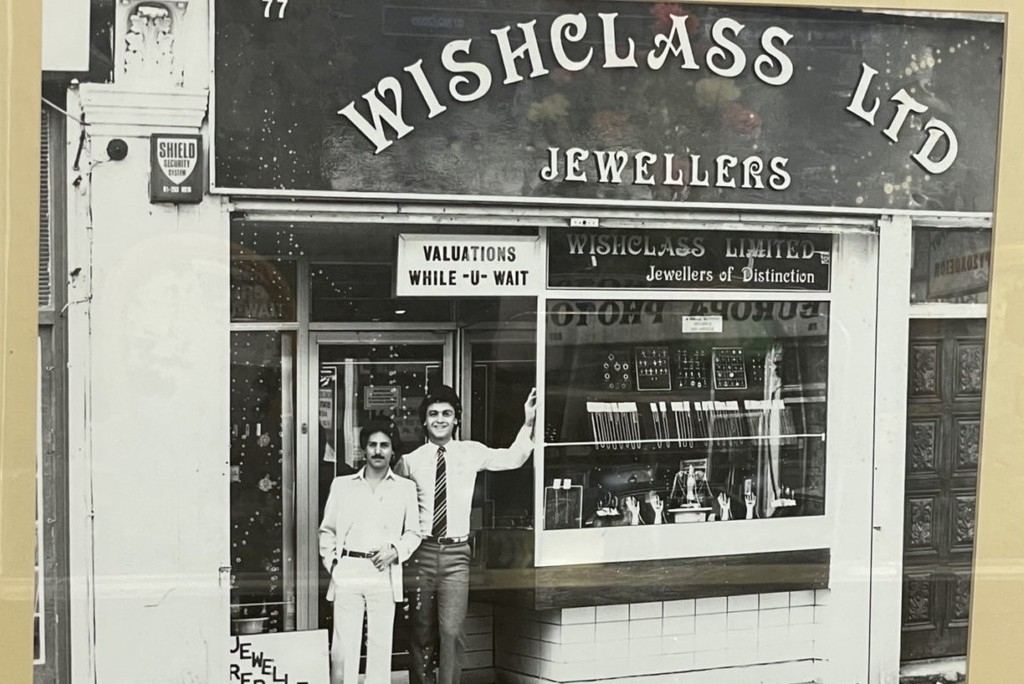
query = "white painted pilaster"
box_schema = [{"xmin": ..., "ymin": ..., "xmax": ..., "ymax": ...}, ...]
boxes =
[
  {"xmin": 868, "ymin": 215, "xmax": 914, "ymax": 684},
  {"xmin": 66, "ymin": 2, "xmax": 230, "ymax": 681},
  {"xmin": 813, "ymin": 230, "xmax": 880, "ymax": 684}
]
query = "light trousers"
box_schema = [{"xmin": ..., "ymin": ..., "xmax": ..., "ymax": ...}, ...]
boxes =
[{"xmin": 330, "ymin": 556, "xmax": 396, "ymax": 684}]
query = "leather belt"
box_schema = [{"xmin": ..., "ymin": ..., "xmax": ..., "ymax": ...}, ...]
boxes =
[
  {"xmin": 423, "ymin": 535, "xmax": 470, "ymax": 545},
  {"xmin": 341, "ymin": 550, "xmax": 374, "ymax": 558}
]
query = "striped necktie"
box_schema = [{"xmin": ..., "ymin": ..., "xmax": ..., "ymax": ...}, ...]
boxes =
[{"xmin": 431, "ymin": 446, "xmax": 447, "ymax": 537}]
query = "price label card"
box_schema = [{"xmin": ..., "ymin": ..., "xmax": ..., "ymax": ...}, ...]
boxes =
[{"xmin": 682, "ymin": 316, "xmax": 724, "ymax": 334}]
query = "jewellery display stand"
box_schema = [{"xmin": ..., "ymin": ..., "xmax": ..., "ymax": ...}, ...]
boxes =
[{"xmin": 543, "ymin": 484, "xmax": 584, "ymax": 530}]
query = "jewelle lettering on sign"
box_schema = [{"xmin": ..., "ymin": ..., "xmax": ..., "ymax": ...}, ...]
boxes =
[{"xmin": 539, "ymin": 148, "xmax": 791, "ymax": 190}]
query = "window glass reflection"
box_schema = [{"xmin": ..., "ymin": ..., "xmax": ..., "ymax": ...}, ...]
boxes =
[{"xmin": 910, "ymin": 229, "xmax": 991, "ymax": 304}]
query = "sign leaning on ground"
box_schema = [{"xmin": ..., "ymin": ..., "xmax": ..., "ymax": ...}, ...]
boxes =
[{"xmin": 228, "ymin": 630, "xmax": 328, "ymax": 684}]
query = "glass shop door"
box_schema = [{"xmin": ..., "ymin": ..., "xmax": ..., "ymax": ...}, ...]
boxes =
[
  {"xmin": 452, "ymin": 329, "xmax": 538, "ymax": 672},
  {"xmin": 301, "ymin": 331, "xmax": 453, "ymax": 654},
  {"xmin": 462, "ymin": 329, "xmax": 538, "ymax": 537}
]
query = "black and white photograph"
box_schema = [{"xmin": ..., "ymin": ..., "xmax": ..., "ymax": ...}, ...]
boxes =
[{"xmin": 28, "ymin": 1, "xmax": 1008, "ymax": 684}]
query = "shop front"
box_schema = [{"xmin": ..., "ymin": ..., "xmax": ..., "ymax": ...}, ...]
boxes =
[
  {"xmin": 61, "ymin": 2, "xmax": 1001, "ymax": 684},
  {"xmin": 227, "ymin": 208, "xmax": 879, "ymax": 682},
  {"xmin": 221, "ymin": 216, "xmax": 992, "ymax": 684}
]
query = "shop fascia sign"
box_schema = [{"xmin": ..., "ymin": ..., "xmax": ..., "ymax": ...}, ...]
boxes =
[
  {"xmin": 396, "ymin": 234, "xmax": 541, "ymax": 296},
  {"xmin": 343, "ymin": 12, "xmax": 958, "ymax": 188},
  {"xmin": 213, "ymin": 2, "xmax": 1000, "ymax": 211}
]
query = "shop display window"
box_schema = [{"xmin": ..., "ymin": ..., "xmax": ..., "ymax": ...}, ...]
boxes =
[
  {"xmin": 310, "ymin": 262, "xmax": 453, "ymax": 323},
  {"xmin": 543, "ymin": 299, "xmax": 828, "ymax": 530},
  {"xmin": 230, "ymin": 256, "xmax": 297, "ymax": 323},
  {"xmin": 230, "ymin": 331, "xmax": 296, "ymax": 634},
  {"xmin": 910, "ymin": 228, "xmax": 991, "ymax": 304}
]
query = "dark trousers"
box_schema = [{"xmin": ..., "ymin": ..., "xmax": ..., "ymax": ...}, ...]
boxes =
[{"xmin": 406, "ymin": 541, "xmax": 471, "ymax": 684}]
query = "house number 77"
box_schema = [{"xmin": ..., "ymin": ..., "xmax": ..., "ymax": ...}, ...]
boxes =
[{"xmin": 263, "ymin": 0, "xmax": 288, "ymax": 19}]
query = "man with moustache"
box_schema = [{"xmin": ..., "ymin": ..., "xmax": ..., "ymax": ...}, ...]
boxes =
[
  {"xmin": 397, "ymin": 385, "xmax": 537, "ymax": 684},
  {"xmin": 319, "ymin": 418, "xmax": 421, "ymax": 684}
]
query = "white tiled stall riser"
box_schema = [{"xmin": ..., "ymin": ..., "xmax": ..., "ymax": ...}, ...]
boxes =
[{"xmin": 493, "ymin": 590, "xmax": 830, "ymax": 683}]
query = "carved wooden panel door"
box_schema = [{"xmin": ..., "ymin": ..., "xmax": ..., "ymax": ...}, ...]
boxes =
[{"xmin": 901, "ymin": 319, "xmax": 985, "ymax": 662}]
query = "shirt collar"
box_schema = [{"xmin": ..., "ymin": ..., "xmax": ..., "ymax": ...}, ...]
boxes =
[{"xmin": 356, "ymin": 466, "xmax": 397, "ymax": 481}]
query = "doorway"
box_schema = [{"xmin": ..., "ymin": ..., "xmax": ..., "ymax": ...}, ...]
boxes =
[
  {"xmin": 304, "ymin": 330, "xmax": 453, "ymax": 643},
  {"xmin": 301, "ymin": 325, "xmax": 537, "ymax": 674},
  {"xmin": 901, "ymin": 319, "xmax": 984, "ymax": 661},
  {"xmin": 305, "ymin": 331, "xmax": 453, "ymax": 672}
]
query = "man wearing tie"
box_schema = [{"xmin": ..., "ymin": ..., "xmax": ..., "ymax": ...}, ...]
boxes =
[{"xmin": 397, "ymin": 385, "xmax": 537, "ymax": 684}]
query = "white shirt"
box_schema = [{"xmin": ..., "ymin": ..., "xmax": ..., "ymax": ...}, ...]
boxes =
[
  {"xmin": 318, "ymin": 468, "xmax": 420, "ymax": 601},
  {"xmin": 396, "ymin": 425, "xmax": 534, "ymax": 538}
]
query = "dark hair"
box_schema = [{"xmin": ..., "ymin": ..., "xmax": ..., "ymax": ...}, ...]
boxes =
[
  {"xmin": 418, "ymin": 384, "xmax": 462, "ymax": 424},
  {"xmin": 359, "ymin": 417, "xmax": 402, "ymax": 454}
]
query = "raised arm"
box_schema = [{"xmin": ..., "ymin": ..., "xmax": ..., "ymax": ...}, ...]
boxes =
[{"xmin": 480, "ymin": 387, "xmax": 538, "ymax": 471}]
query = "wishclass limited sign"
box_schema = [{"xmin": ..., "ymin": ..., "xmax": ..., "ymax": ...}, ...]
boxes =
[{"xmin": 547, "ymin": 228, "xmax": 832, "ymax": 291}]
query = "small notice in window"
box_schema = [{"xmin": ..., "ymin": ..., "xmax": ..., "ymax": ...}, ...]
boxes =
[
  {"xmin": 364, "ymin": 386, "xmax": 401, "ymax": 410},
  {"xmin": 682, "ymin": 316, "xmax": 723, "ymax": 334}
]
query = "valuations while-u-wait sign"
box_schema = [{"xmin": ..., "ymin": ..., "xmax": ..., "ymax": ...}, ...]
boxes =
[{"xmin": 212, "ymin": 1, "xmax": 1003, "ymax": 214}]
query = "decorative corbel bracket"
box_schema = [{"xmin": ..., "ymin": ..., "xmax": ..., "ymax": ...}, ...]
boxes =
[{"xmin": 115, "ymin": 0, "xmax": 192, "ymax": 88}]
